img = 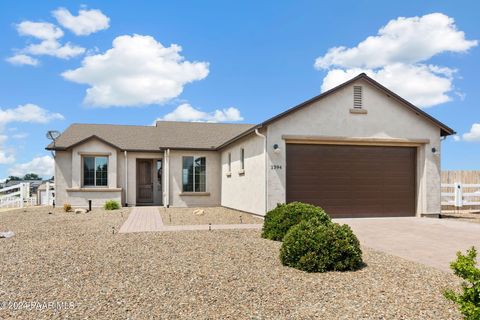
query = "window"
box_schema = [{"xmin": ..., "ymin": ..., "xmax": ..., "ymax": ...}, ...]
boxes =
[
  {"xmin": 182, "ymin": 156, "xmax": 206, "ymax": 192},
  {"xmin": 353, "ymin": 85, "xmax": 362, "ymax": 108},
  {"xmin": 228, "ymin": 152, "xmax": 231, "ymax": 172},
  {"xmin": 240, "ymin": 148, "xmax": 245, "ymax": 170},
  {"xmin": 83, "ymin": 156, "xmax": 108, "ymax": 187}
]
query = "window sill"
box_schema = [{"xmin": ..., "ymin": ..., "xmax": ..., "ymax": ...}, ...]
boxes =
[
  {"xmin": 226, "ymin": 172, "xmax": 232, "ymax": 177},
  {"xmin": 66, "ymin": 187, "xmax": 122, "ymax": 192},
  {"xmin": 179, "ymin": 192, "xmax": 211, "ymax": 196},
  {"xmin": 238, "ymin": 169, "xmax": 245, "ymax": 176},
  {"xmin": 349, "ymin": 108, "xmax": 367, "ymax": 114}
]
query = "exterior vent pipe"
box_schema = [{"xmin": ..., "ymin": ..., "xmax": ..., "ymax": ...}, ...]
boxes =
[{"xmin": 255, "ymin": 128, "xmax": 268, "ymax": 214}]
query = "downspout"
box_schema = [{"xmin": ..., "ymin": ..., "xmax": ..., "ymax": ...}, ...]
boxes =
[
  {"xmin": 124, "ymin": 151, "xmax": 128, "ymax": 207},
  {"xmin": 255, "ymin": 128, "xmax": 268, "ymax": 214},
  {"xmin": 164, "ymin": 148, "xmax": 170, "ymax": 208}
]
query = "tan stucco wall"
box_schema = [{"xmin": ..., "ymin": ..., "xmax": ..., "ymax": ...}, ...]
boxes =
[
  {"xmin": 168, "ymin": 150, "xmax": 221, "ymax": 207},
  {"xmin": 54, "ymin": 150, "xmax": 71, "ymax": 206},
  {"xmin": 220, "ymin": 132, "xmax": 266, "ymax": 215},
  {"xmin": 265, "ymin": 79, "xmax": 442, "ymax": 216},
  {"xmin": 66, "ymin": 191, "xmax": 122, "ymax": 207},
  {"xmin": 54, "ymin": 138, "xmax": 122, "ymax": 207}
]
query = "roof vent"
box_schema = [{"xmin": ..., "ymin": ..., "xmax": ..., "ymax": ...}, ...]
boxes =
[{"xmin": 353, "ymin": 85, "xmax": 362, "ymax": 108}]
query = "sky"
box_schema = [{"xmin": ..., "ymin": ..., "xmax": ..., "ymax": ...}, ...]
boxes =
[{"xmin": 0, "ymin": 1, "xmax": 479, "ymax": 180}]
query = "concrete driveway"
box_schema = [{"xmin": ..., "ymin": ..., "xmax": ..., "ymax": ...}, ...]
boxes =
[{"xmin": 335, "ymin": 217, "xmax": 480, "ymax": 272}]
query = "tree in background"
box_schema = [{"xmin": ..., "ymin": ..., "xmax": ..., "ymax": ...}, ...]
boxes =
[
  {"xmin": 5, "ymin": 176, "xmax": 21, "ymax": 183},
  {"xmin": 23, "ymin": 173, "xmax": 41, "ymax": 180}
]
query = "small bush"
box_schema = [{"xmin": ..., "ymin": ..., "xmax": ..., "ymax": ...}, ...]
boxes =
[
  {"xmin": 63, "ymin": 203, "xmax": 72, "ymax": 212},
  {"xmin": 280, "ymin": 218, "xmax": 363, "ymax": 272},
  {"xmin": 444, "ymin": 247, "xmax": 480, "ymax": 320},
  {"xmin": 262, "ymin": 202, "xmax": 331, "ymax": 241},
  {"xmin": 104, "ymin": 200, "xmax": 120, "ymax": 210}
]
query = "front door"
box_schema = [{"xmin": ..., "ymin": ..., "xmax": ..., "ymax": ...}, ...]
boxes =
[{"xmin": 137, "ymin": 159, "xmax": 153, "ymax": 204}]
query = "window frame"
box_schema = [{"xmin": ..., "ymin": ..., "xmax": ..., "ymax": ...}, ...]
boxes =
[
  {"xmin": 240, "ymin": 148, "xmax": 245, "ymax": 170},
  {"xmin": 227, "ymin": 152, "xmax": 232, "ymax": 173},
  {"xmin": 182, "ymin": 156, "xmax": 207, "ymax": 193},
  {"xmin": 82, "ymin": 155, "xmax": 109, "ymax": 187}
]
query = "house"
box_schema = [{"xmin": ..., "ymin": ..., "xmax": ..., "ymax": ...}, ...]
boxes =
[
  {"xmin": 47, "ymin": 74, "xmax": 454, "ymax": 218},
  {"xmin": 3, "ymin": 179, "xmax": 44, "ymax": 196}
]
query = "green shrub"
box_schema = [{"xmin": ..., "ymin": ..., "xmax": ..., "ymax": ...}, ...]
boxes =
[
  {"xmin": 262, "ymin": 202, "xmax": 331, "ymax": 241},
  {"xmin": 280, "ymin": 218, "xmax": 363, "ymax": 272},
  {"xmin": 104, "ymin": 200, "xmax": 120, "ymax": 210},
  {"xmin": 444, "ymin": 247, "xmax": 480, "ymax": 320}
]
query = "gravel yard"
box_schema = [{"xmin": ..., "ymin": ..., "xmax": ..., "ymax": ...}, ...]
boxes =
[
  {"xmin": 0, "ymin": 207, "xmax": 461, "ymax": 319},
  {"xmin": 159, "ymin": 206, "xmax": 263, "ymax": 225}
]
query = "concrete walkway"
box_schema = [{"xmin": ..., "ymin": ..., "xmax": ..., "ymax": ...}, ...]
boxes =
[
  {"xmin": 336, "ymin": 217, "xmax": 480, "ymax": 272},
  {"xmin": 119, "ymin": 207, "xmax": 262, "ymax": 233}
]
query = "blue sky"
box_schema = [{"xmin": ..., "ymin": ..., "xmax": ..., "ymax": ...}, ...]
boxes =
[{"xmin": 0, "ymin": 1, "xmax": 479, "ymax": 179}]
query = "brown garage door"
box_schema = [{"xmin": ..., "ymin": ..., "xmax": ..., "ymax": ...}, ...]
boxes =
[{"xmin": 286, "ymin": 144, "xmax": 416, "ymax": 218}]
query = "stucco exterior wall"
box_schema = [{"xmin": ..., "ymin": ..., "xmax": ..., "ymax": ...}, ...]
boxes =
[
  {"xmin": 66, "ymin": 191, "xmax": 121, "ymax": 207},
  {"xmin": 220, "ymin": 131, "xmax": 266, "ymax": 215},
  {"xmin": 168, "ymin": 150, "xmax": 221, "ymax": 207},
  {"xmin": 265, "ymin": 79, "xmax": 442, "ymax": 216},
  {"xmin": 54, "ymin": 150, "xmax": 71, "ymax": 206},
  {"xmin": 55, "ymin": 138, "xmax": 122, "ymax": 207}
]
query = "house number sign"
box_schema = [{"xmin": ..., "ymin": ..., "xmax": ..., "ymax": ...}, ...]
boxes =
[{"xmin": 271, "ymin": 165, "xmax": 282, "ymax": 170}]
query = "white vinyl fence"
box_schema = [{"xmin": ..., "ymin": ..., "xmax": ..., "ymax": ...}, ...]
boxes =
[
  {"xmin": 0, "ymin": 183, "xmax": 31, "ymax": 208},
  {"xmin": 441, "ymin": 183, "xmax": 480, "ymax": 208},
  {"xmin": 39, "ymin": 182, "xmax": 55, "ymax": 205}
]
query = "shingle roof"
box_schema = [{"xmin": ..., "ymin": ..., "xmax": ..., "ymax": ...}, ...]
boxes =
[
  {"xmin": 217, "ymin": 73, "xmax": 455, "ymax": 148},
  {"xmin": 47, "ymin": 122, "xmax": 255, "ymax": 151},
  {"xmin": 47, "ymin": 74, "xmax": 455, "ymax": 152}
]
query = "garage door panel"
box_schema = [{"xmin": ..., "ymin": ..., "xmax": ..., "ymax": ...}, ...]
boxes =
[{"xmin": 286, "ymin": 144, "xmax": 416, "ymax": 218}]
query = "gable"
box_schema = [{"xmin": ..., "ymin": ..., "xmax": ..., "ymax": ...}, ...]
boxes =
[
  {"xmin": 218, "ymin": 73, "xmax": 454, "ymax": 149},
  {"xmin": 262, "ymin": 74, "xmax": 454, "ymax": 136},
  {"xmin": 266, "ymin": 78, "xmax": 442, "ymax": 141}
]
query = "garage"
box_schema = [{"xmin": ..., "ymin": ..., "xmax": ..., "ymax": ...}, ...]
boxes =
[{"xmin": 286, "ymin": 144, "xmax": 416, "ymax": 218}]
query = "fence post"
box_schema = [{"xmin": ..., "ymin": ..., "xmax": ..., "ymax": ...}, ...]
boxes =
[
  {"xmin": 45, "ymin": 182, "xmax": 50, "ymax": 205},
  {"xmin": 454, "ymin": 182, "xmax": 463, "ymax": 208},
  {"xmin": 19, "ymin": 183, "xmax": 24, "ymax": 208}
]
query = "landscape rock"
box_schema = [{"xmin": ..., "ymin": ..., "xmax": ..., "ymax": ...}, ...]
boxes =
[
  {"xmin": 0, "ymin": 231, "xmax": 15, "ymax": 238},
  {"xmin": 193, "ymin": 209, "xmax": 205, "ymax": 216},
  {"xmin": 0, "ymin": 206, "xmax": 462, "ymax": 319}
]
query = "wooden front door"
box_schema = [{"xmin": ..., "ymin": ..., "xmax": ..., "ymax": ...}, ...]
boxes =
[{"xmin": 137, "ymin": 159, "xmax": 153, "ymax": 204}]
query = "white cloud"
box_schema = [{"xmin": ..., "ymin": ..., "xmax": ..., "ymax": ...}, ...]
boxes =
[
  {"xmin": 0, "ymin": 135, "xmax": 14, "ymax": 164},
  {"xmin": 62, "ymin": 34, "xmax": 209, "ymax": 107},
  {"xmin": 156, "ymin": 103, "xmax": 243, "ymax": 123},
  {"xmin": 0, "ymin": 104, "xmax": 64, "ymax": 127},
  {"xmin": 453, "ymin": 135, "xmax": 461, "ymax": 141},
  {"xmin": 53, "ymin": 7, "xmax": 110, "ymax": 36},
  {"xmin": 0, "ymin": 105, "xmax": 62, "ymax": 167},
  {"xmin": 8, "ymin": 155, "xmax": 54, "ymax": 178},
  {"xmin": 0, "ymin": 151, "xmax": 15, "ymax": 165},
  {"xmin": 25, "ymin": 40, "xmax": 85, "ymax": 59},
  {"xmin": 314, "ymin": 13, "xmax": 477, "ymax": 108},
  {"xmin": 463, "ymin": 123, "xmax": 480, "ymax": 142},
  {"xmin": 321, "ymin": 64, "xmax": 454, "ymax": 107},
  {"xmin": 315, "ymin": 13, "xmax": 477, "ymax": 69},
  {"xmin": 6, "ymin": 54, "xmax": 39, "ymax": 66},
  {"xmin": 15, "ymin": 20, "xmax": 85, "ymax": 59},
  {"xmin": 12, "ymin": 133, "xmax": 28, "ymax": 139},
  {"xmin": 17, "ymin": 21, "xmax": 63, "ymax": 40}
]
